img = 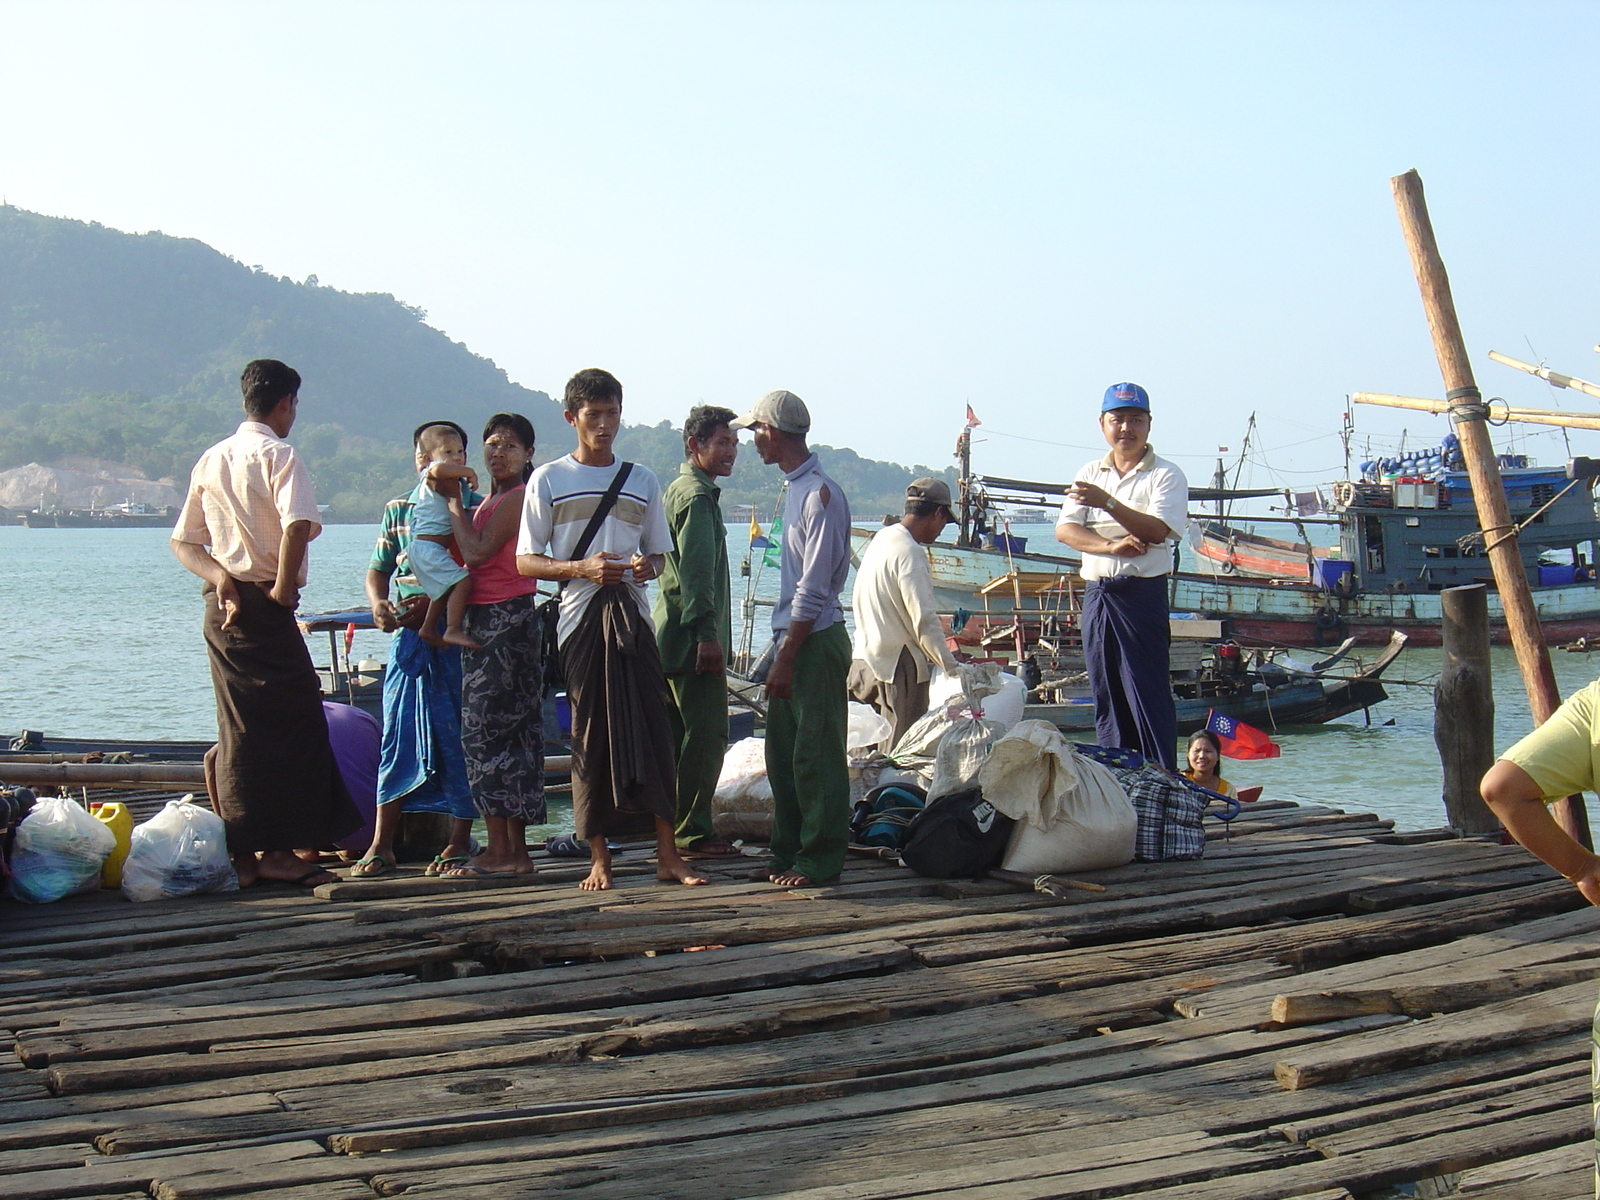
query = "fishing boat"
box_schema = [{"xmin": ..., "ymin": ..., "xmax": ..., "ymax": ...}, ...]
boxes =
[{"xmin": 886, "ymin": 426, "xmax": 1600, "ymax": 648}]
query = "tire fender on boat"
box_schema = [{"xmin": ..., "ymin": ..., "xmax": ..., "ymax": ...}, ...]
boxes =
[{"xmin": 1313, "ymin": 605, "xmax": 1348, "ymax": 647}]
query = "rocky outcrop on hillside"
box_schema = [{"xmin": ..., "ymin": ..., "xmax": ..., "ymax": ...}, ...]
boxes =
[{"xmin": 0, "ymin": 459, "xmax": 181, "ymax": 511}]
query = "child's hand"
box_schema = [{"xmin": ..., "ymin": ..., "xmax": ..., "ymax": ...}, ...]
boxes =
[{"xmin": 462, "ymin": 466, "xmax": 479, "ymax": 492}]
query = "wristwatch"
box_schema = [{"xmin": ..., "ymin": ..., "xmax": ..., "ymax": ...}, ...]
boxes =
[{"xmin": 1104, "ymin": 496, "xmax": 1119, "ymax": 513}]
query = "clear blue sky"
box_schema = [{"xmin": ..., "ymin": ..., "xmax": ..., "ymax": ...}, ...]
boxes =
[{"xmin": 2, "ymin": 1, "xmax": 1595, "ymax": 491}]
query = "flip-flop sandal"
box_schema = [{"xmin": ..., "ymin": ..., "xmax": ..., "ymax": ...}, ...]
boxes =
[
  {"xmin": 441, "ymin": 864, "xmax": 534, "ymax": 878},
  {"xmin": 350, "ymin": 856, "xmax": 396, "ymax": 878},
  {"xmin": 424, "ymin": 854, "xmax": 469, "ymax": 877}
]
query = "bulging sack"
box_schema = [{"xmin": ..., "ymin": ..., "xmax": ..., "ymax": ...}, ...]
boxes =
[
  {"xmin": 121, "ymin": 797, "xmax": 239, "ymax": 902},
  {"xmin": 6, "ymin": 795, "xmax": 116, "ymax": 904},
  {"xmin": 979, "ymin": 721, "xmax": 1137, "ymax": 875}
]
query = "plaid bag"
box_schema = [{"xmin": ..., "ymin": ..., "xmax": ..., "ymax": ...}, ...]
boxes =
[
  {"xmin": 1108, "ymin": 762, "xmax": 1208, "ymax": 861},
  {"xmin": 1071, "ymin": 744, "xmax": 1236, "ymax": 860}
]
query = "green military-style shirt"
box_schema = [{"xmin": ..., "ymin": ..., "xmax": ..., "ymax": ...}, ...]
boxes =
[{"xmin": 653, "ymin": 462, "xmax": 732, "ymax": 675}]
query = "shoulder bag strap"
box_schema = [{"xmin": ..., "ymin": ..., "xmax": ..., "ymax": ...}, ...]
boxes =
[{"xmin": 559, "ymin": 462, "xmax": 634, "ymax": 592}]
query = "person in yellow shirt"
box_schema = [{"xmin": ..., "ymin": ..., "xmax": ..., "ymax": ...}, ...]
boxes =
[{"xmin": 1182, "ymin": 730, "xmax": 1238, "ymax": 799}]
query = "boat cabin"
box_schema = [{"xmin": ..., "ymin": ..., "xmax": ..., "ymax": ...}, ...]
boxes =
[{"xmin": 1334, "ymin": 466, "xmax": 1600, "ymax": 593}]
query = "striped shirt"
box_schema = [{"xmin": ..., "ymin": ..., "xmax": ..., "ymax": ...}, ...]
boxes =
[
  {"xmin": 370, "ymin": 485, "xmax": 483, "ymax": 599},
  {"xmin": 171, "ymin": 421, "xmax": 321, "ymax": 585},
  {"xmin": 517, "ymin": 455, "xmax": 672, "ymax": 646}
]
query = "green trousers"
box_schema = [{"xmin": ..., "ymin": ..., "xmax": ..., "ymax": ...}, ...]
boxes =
[
  {"xmin": 765, "ymin": 621, "xmax": 851, "ymax": 884},
  {"xmin": 666, "ymin": 667, "xmax": 729, "ymax": 848}
]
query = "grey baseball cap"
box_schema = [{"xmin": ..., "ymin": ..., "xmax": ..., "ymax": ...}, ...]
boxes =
[
  {"xmin": 907, "ymin": 477, "xmax": 954, "ymax": 515},
  {"xmin": 730, "ymin": 389, "xmax": 811, "ymax": 435}
]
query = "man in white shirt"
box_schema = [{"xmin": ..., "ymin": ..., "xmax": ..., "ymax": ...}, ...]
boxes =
[
  {"xmin": 849, "ymin": 478, "xmax": 960, "ymax": 746},
  {"xmin": 1055, "ymin": 382, "xmax": 1188, "ymax": 769}
]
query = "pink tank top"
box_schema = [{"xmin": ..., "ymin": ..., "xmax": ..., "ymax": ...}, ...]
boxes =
[{"xmin": 468, "ymin": 487, "xmax": 541, "ymax": 605}]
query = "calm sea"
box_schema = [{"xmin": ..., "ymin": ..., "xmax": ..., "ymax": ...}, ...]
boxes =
[{"xmin": 4, "ymin": 521, "xmax": 1598, "ymax": 833}]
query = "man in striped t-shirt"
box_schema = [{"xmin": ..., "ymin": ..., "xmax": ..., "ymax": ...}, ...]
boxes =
[{"xmin": 518, "ymin": 368, "xmax": 709, "ymax": 892}]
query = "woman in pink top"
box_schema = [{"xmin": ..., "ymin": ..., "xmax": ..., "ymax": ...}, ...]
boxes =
[{"xmin": 442, "ymin": 413, "xmax": 545, "ymax": 877}]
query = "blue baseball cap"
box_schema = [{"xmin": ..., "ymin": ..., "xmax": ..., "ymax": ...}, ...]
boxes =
[{"xmin": 1102, "ymin": 382, "xmax": 1150, "ymax": 413}]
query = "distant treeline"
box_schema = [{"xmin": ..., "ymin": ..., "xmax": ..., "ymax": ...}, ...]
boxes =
[{"xmin": 0, "ymin": 205, "xmax": 952, "ymax": 521}]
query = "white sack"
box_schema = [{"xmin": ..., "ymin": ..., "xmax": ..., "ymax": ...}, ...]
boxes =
[
  {"xmin": 121, "ymin": 797, "xmax": 238, "ymax": 902},
  {"xmin": 979, "ymin": 720, "xmax": 1136, "ymax": 875},
  {"xmin": 6, "ymin": 796, "xmax": 115, "ymax": 904}
]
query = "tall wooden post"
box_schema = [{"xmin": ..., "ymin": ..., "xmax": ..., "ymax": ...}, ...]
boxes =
[
  {"xmin": 1390, "ymin": 169, "xmax": 1590, "ymax": 846},
  {"xmin": 1434, "ymin": 585, "xmax": 1498, "ymax": 834}
]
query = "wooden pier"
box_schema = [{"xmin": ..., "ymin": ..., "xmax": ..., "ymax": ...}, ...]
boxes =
[{"xmin": 1, "ymin": 797, "xmax": 1593, "ymax": 1199}]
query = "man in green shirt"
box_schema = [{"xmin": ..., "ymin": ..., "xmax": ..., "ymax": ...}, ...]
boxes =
[{"xmin": 653, "ymin": 405, "xmax": 741, "ymax": 856}]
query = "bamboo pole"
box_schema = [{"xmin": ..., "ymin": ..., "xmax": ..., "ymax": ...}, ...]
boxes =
[
  {"xmin": 1352, "ymin": 391, "xmax": 1600, "ymax": 432},
  {"xmin": 1389, "ymin": 168, "xmax": 1589, "ymax": 846},
  {"xmin": 0, "ymin": 763, "xmax": 206, "ymax": 788},
  {"xmin": 1488, "ymin": 350, "xmax": 1600, "ymax": 402}
]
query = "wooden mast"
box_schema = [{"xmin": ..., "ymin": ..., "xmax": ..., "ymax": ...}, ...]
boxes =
[{"xmin": 1389, "ymin": 168, "xmax": 1589, "ymax": 845}]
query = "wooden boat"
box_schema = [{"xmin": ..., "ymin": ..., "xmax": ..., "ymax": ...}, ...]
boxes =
[{"xmin": 1025, "ymin": 632, "xmax": 1406, "ymax": 735}]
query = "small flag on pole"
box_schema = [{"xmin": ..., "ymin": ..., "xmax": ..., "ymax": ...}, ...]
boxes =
[
  {"xmin": 763, "ymin": 516, "xmax": 783, "ymax": 567},
  {"xmin": 749, "ymin": 515, "xmax": 769, "ymax": 548},
  {"xmin": 1204, "ymin": 710, "xmax": 1281, "ymax": 760},
  {"xmin": 965, "ymin": 404, "xmax": 982, "ymax": 428}
]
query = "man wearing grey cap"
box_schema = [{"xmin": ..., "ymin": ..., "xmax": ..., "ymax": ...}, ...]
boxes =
[
  {"xmin": 733, "ymin": 390, "xmax": 853, "ymax": 887},
  {"xmin": 849, "ymin": 478, "xmax": 960, "ymax": 746}
]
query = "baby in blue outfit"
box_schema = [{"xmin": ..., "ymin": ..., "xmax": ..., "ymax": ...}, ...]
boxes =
[{"xmin": 409, "ymin": 425, "xmax": 479, "ymax": 648}]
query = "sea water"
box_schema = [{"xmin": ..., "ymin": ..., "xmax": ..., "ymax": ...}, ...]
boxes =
[{"xmin": 4, "ymin": 521, "xmax": 1599, "ymax": 834}]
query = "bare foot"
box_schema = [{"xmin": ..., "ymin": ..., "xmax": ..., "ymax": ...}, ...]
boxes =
[
  {"xmin": 233, "ymin": 852, "xmax": 260, "ymax": 888},
  {"xmin": 769, "ymin": 869, "xmax": 815, "ymax": 887},
  {"xmin": 441, "ymin": 627, "xmax": 481, "ymax": 650},
  {"xmin": 658, "ymin": 860, "xmax": 710, "ymax": 886},
  {"xmin": 420, "ymin": 627, "xmax": 446, "ymax": 648},
  {"xmin": 579, "ymin": 862, "xmax": 614, "ymax": 891}
]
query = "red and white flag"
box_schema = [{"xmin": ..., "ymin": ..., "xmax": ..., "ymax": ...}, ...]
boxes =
[
  {"xmin": 1205, "ymin": 710, "xmax": 1281, "ymax": 760},
  {"xmin": 965, "ymin": 404, "xmax": 981, "ymax": 428}
]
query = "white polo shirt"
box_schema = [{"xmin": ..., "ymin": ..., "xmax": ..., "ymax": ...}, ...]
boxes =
[{"xmin": 1056, "ymin": 446, "xmax": 1188, "ymax": 580}]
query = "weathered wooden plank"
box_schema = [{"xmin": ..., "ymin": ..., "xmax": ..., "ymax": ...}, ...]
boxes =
[
  {"xmin": 0, "ymin": 1092, "xmax": 286, "ymax": 1153},
  {"xmin": 1454, "ymin": 1139, "xmax": 1589, "ymax": 1196},
  {"xmin": 1270, "ymin": 960, "xmax": 1600, "ymax": 1026},
  {"xmin": 1176, "ymin": 904, "xmax": 1600, "ymax": 1023},
  {"xmin": 1270, "ymin": 1058, "xmax": 1588, "ymax": 1146},
  {"xmin": 45, "ymin": 954, "xmax": 1274, "ymax": 1096},
  {"xmin": 0, "ymin": 1141, "xmax": 97, "ymax": 1176},
  {"xmin": 1306, "ymin": 1074, "xmax": 1585, "ymax": 1157},
  {"xmin": 36, "ymin": 939, "xmax": 917, "ymax": 1085},
  {"xmin": 1273, "ymin": 980, "xmax": 1598, "ymax": 1090},
  {"xmin": 2, "ymin": 1140, "xmax": 327, "ymax": 1200}
]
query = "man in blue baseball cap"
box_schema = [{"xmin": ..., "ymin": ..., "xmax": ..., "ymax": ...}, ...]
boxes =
[{"xmin": 1055, "ymin": 382, "xmax": 1188, "ymax": 768}]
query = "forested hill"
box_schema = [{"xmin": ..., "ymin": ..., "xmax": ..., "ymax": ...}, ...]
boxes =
[{"xmin": 0, "ymin": 206, "xmax": 953, "ymax": 521}]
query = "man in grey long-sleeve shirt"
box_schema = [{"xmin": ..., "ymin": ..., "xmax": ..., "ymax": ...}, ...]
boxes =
[{"xmin": 733, "ymin": 389, "xmax": 853, "ymax": 886}]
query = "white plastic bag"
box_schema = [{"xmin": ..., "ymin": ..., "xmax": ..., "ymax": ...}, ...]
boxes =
[
  {"xmin": 120, "ymin": 797, "xmax": 238, "ymax": 902},
  {"xmin": 984, "ymin": 672, "xmax": 1028, "ymax": 731},
  {"xmin": 847, "ymin": 702, "xmax": 893, "ymax": 758},
  {"xmin": 713, "ymin": 737, "xmax": 774, "ymax": 840},
  {"xmin": 979, "ymin": 721, "xmax": 1136, "ymax": 875},
  {"xmin": 6, "ymin": 796, "xmax": 115, "ymax": 904}
]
